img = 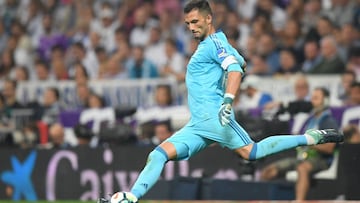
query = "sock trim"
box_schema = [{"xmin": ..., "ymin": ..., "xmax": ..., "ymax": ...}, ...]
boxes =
[
  {"xmin": 155, "ymin": 146, "xmax": 169, "ymax": 160},
  {"xmin": 249, "ymin": 143, "xmax": 257, "ymax": 161}
]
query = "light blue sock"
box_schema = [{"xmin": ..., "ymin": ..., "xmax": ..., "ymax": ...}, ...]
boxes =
[
  {"xmin": 249, "ymin": 135, "xmax": 307, "ymax": 160},
  {"xmin": 131, "ymin": 147, "xmax": 168, "ymax": 199}
]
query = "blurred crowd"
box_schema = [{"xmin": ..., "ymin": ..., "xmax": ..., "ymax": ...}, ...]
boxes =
[{"xmin": 0, "ymin": 0, "xmax": 359, "ymax": 150}]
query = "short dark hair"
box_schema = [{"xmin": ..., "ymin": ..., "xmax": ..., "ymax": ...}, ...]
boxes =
[
  {"xmin": 74, "ymin": 123, "xmax": 94, "ymax": 139},
  {"xmin": 343, "ymin": 124, "xmax": 359, "ymax": 143},
  {"xmin": 48, "ymin": 87, "xmax": 60, "ymax": 100},
  {"xmin": 315, "ymin": 87, "xmax": 330, "ymax": 98},
  {"xmin": 184, "ymin": 0, "xmax": 212, "ymax": 15},
  {"xmin": 5, "ymin": 78, "xmax": 17, "ymax": 89},
  {"xmin": 351, "ymin": 81, "xmax": 360, "ymax": 89}
]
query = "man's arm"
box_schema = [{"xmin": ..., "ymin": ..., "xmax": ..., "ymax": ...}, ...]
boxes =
[
  {"xmin": 218, "ymin": 62, "xmax": 246, "ymax": 126},
  {"xmin": 226, "ymin": 71, "xmax": 242, "ymax": 97}
]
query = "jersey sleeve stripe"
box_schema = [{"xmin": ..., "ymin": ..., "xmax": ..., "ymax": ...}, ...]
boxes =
[{"xmin": 209, "ymin": 35, "xmax": 222, "ymax": 50}]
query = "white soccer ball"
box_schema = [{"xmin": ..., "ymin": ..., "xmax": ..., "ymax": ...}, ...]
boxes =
[{"xmin": 110, "ymin": 192, "xmax": 138, "ymax": 203}]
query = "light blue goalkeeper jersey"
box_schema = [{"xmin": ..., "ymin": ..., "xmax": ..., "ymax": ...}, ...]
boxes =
[{"xmin": 186, "ymin": 31, "xmax": 245, "ymax": 125}]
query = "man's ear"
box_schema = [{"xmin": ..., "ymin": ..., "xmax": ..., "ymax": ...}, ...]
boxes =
[{"xmin": 206, "ymin": 14, "xmax": 212, "ymax": 25}]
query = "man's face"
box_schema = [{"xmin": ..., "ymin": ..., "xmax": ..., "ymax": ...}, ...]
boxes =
[
  {"xmin": 311, "ymin": 89, "xmax": 325, "ymax": 108},
  {"xmin": 2, "ymin": 81, "xmax": 15, "ymax": 98},
  {"xmin": 184, "ymin": 9, "xmax": 211, "ymax": 41},
  {"xmin": 350, "ymin": 86, "xmax": 360, "ymax": 105},
  {"xmin": 43, "ymin": 89, "xmax": 57, "ymax": 106}
]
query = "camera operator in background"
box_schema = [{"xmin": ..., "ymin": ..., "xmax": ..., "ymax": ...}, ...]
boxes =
[
  {"xmin": 264, "ymin": 74, "xmax": 313, "ymax": 119},
  {"xmin": 260, "ymin": 87, "xmax": 339, "ymax": 200}
]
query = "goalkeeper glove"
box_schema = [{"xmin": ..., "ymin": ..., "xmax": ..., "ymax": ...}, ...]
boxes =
[{"xmin": 218, "ymin": 94, "xmax": 234, "ymax": 126}]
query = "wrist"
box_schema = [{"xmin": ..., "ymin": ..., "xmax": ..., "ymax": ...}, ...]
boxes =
[{"xmin": 223, "ymin": 93, "xmax": 235, "ymax": 104}]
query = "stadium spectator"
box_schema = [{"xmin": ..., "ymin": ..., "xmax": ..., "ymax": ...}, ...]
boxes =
[
  {"xmin": 301, "ymin": 40, "xmax": 322, "ymax": 73},
  {"xmin": 302, "ymin": 0, "xmax": 322, "ymax": 36},
  {"xmin": 348, "ymin": 82, "xmax": 360, "ymax": 106},
  {"xmin": 1, "ymin": 0, "xmax": 19, "ymax": 32},
  {"xmin": 265, "ymin": 74, "xmax": 312, "ymax": 117},
  {"xmin": 12, "ymin": 65, "xmax": 30, "ymax": 82},
  {"xmin": 74, "ymin": 83, "xmax": 91, "ymax": 109},
  {"xmin": 158, "ymin": 9, "xmax": 177, "ymax": 40},
  {"xmin": 50, "ymin": 58, "xmax": 69, "ymax": 80},
  {"xmin": 251, "ymin": 15, "xmax": 273, "ymax": 41},
  {"xmin": 34, "ymin": 61, "xmax": 54, "ymax": 81},
  {"xmin": 144, "ymin": 26, "xmax": 167, "ymax": 69},
  {"xmin": 125, "ymin": 46, "xmax": 158, "ymax": 79},
  {"xmin": 0, "ymin": 49, "xmax": 15, "ymax": 79},
  {"xmin": 254, "ymin": 0, "xmax": 287, "ymax": 33},
  {"xmin": 50, "ymin": 45, "xmax": 66, "ymax": 65},
  {"xmin": 278, "ymin": 18, "xmax": 304, "ymax": 61},
  {"xmin": 0, "ymin": 20, "xmax": 8, "ymax": 53},
  {"xmin": 224, "ymin": 11, "xmax": 248, "ymax": 52},
  {"xmin": 337, "ymin": 70, "xmax": 357, "ymax": 106},
  {"xmin": 257, "ymin": 33, "xmax": 281, "ymax": 74},
  {"xmin": 90, "ymin": 5, "xmax": 118, "ymax": 53},
  {"xmin": 129, "ymin": 6, "xmax": 154, "ymax": 47},
  {"xmin": 236, "ymin": 75, "xmax": 273, "ymax": 111},
  {"xmin": 275, "ymin": 48, "xmax": 301, "ymax": 77},
  {"xmin": 0, "ymin": 93, "xmax": 14, "ymax": 147},
  {"xmin": 308, "ymin": 36, "xmax": 345, "ymax": 74},
  {"xmin": 2, "ymin": 79, "xmax": 23, "ymax": 112},
  {"xmin": 18, "ymin": 0, "xmax": 42, "ymax": 39},
  {"xmin": 86, "ymin": 31, "xmax": 102, "ymax": 56},
  {"xmin": 246, "ymin": 54, "xmax": 270, "ymax": 76},
  {"xmin": 10, "ymin": 20, "xmax": 34, "ymax": 67},
  {"xmin": 137, "ymin": 119, "xmax": 174, "ymax": 146},
  {"xmin": 38, "ymin": 87, "xmax": 64, "ymax": 125},
  {"xmin": 153, "ymin": 0, "xmax": 181, "ymax": 20},
  {"xmin": 160, "ymin": 38, "xmax": 186, "ymax": 83},
  {"xmin": 210, "ymin": 1, "xmax": 228, "ymax": 30},
  {"xmin": 260, "ymin": 87, "xmax": 339, "ymax": 200},
  {"xmin": 236, "ymin": 0, "xmax": 257, "ymax": 23},
  {"xmin": 79, "ymin": 93, "xmax": 116, "ymax": 147},
  {"xmin": 94, "ymin": 47, "xmax": 108, "ymax": 73},
  {"xmin": 346, "ymin": 45, "xmax": 360, "ymax": 77},
  {"xmin": 315, "ymin": 16, "xmax": 335, "ymax": 39},
  {"xmin": 243, "ymin": 35, "xmax": 258, "ymax": 61},
  {"xmin": 73, "ymin": 123, "xmax": 94, "ymax": 147},
  {"xmin": 133, "ymin": 84, "xmax": 189, "ymax": 127},
  {"xmin": 41, "ymin": 122, "xmax": 71, "ymax": 149},
  {"xmin": 152, "ymin": 119, "xmax": 174, "ymax": 145},
  {"xmin": 113, "ymin": 26, "xmax": 129, "ymax": 53},
  {"xmin": 101, "ymin": 55, "xmax": 128, "ymax": 80},
  {"xmin": 34, "ymin": 13, "xmax": 69, "ymax": 62},
  {"xmin": 336, "ymin": 23, "xmax": 359, "ymax": 61},
  {"xmin": 73, "ymin": 63, "xmax": 89, "ymax": 85},
  {"xmin": 69, "ymin": 42, "xmax": 98, "ymax": 79},
  {"xmin": 323, "ymin": 0, "xmax": 356, "ymax": 27},
  {"xmin": 285, "ymin": 0, "xmax": 305, "ymax": 20}
]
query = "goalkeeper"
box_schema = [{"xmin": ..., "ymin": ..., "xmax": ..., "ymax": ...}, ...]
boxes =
[{"xmin": 103, "ymin": 0, "xmax": 343, "ymax": 202}]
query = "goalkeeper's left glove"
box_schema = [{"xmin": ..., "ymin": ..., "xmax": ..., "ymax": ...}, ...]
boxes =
[{"xmin": 218, "ymin": 94, "xmax": 234, "ymax": 126}]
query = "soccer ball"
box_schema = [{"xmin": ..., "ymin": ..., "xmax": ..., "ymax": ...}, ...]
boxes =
[{"xmin": 110, "ymin": 192, "xmax": 138, "ymax": 203}]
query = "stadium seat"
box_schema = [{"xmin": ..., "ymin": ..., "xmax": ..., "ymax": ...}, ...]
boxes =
[{"xmin": 285, "ymin": 151, "xmax": 339, "ymax": 181}]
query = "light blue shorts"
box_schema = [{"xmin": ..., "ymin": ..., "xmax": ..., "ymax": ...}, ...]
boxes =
[{"xmin": 164, "ymin": 117, "xmax": 254, "ymax": 160}]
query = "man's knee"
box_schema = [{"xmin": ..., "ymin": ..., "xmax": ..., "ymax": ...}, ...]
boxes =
[
  {"xmin": 260, "ymin": 165, "xmax": 278, "ymax": 180},
  {"xmin": 235, "ymin": 143, "xmax": 254, "ymax": 160},
  {"xmin": 148, "ymin": 147, "xmax": 169, "ymax": 163},
  {"xmin": 296, "ymin": 161, "xmax": 312, "ymax": 175}
]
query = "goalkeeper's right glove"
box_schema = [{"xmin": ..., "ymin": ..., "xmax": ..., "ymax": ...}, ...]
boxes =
[{"xmin": 218, "ymin": 94, "xmax": 234, "ymax": 126}]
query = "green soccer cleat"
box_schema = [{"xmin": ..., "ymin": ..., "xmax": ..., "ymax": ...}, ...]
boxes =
[
  {"xmin": 305, "ymin": 129, "xmax": 344, "ymax": 144},
  {"xmin": 97, "ymin": 197, "xmax": 109, "ymax": 203}
]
